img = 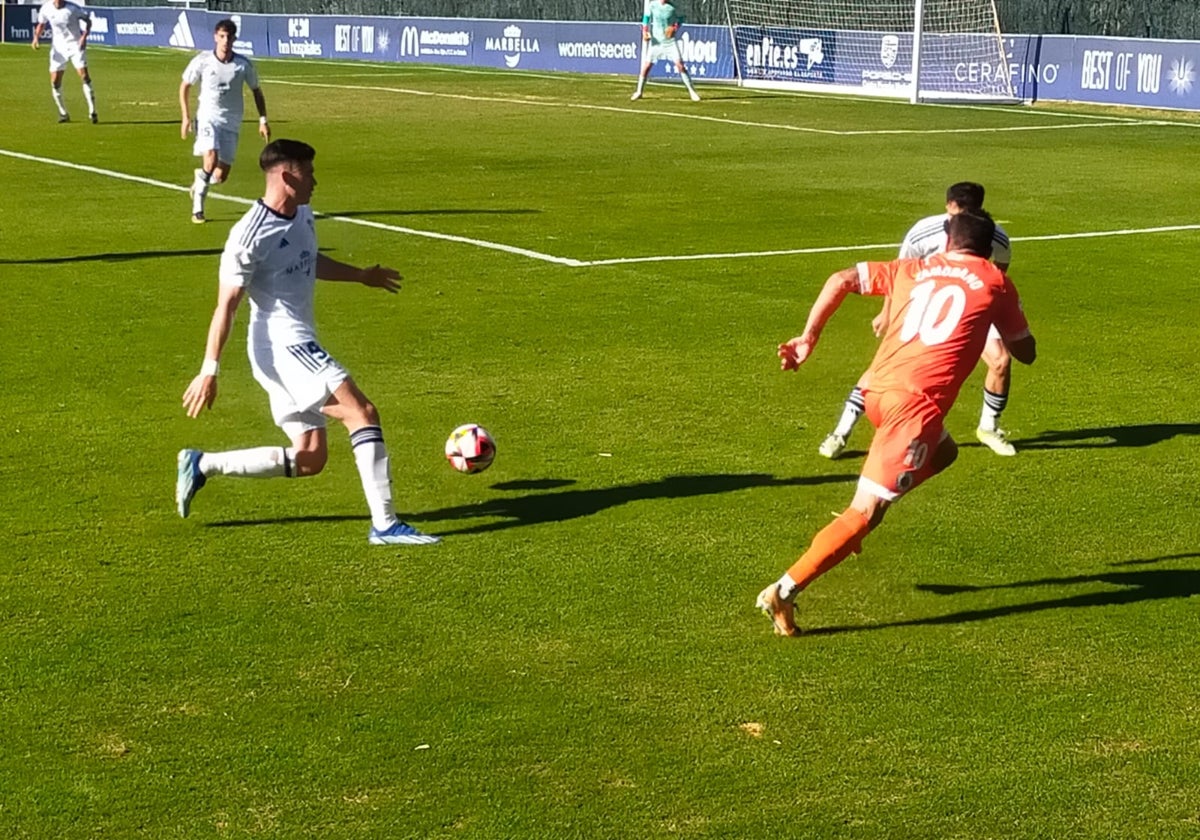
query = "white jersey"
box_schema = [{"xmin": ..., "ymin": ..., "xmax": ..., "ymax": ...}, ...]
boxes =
[
  {"xmin": 220, "ymin": 201, "xmax": 319, "ymax": 349},
  {"xmin": 37, "ymin": 1, "xmax": 89, "ymax": 49},
  {"xmin": 899, "ymin": 212, "xmax": 1012, "ymax": 266},
  {"xmin": 182, "ymin": 51, "xmax": 260, "ymax": 129}
]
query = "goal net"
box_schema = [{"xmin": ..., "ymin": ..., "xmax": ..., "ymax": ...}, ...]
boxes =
[{"xmin": 724, "ymin": 0, "xmax": 1017, "ymax": 102}]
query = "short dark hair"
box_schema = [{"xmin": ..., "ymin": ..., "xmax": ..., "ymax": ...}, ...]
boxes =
[
  {"xmin": 945, "ymin": 181, "xmax": 985, "ymax": 212},
  {"xmin": 214, "ymin": 19, "xmax": 237, "ymax": 37},
  {"xmin": 259, "ymin": 139, "xmax": 316, "ymax": 172},
  {"xmin": 946, "ymin": 210, "xmax": 995, "ymax": 258}
]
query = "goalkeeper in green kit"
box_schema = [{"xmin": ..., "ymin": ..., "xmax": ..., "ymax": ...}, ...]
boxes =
[{"xmin": 631, "ymin": 0, "xmax": 701, "ymax": 101}]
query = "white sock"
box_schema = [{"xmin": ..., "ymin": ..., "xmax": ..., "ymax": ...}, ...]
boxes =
[
  {"xmin": 192, "ymin": 168, "xmax": 211, "ymax": 214},
  {"xmin": 350, "ymin": 426, "xmax": 397, "ymax": 531},
  {"xmin": 52, "ymin": 86, "xmax": 67, "ymax": 116},
  {"xmin": 199, "ymin": 446, "xmax": 293, "ymax": 478},
  {"xmin": 635, "ymin": 73, "xmax": 646, "ymax": 94},
  {"xmin": 833, "ymin": 387, "xmax": 866, "ymax": 438},
  {"xmin": 680, "ymin": 72, "xmax": 697, "ymax": 96},
  {"xmin": 82, "ymin": 81, "xmax": 96, "ymax": 113},
  {"xmin": 979, "ymin": 389, "xmax": 1008, "ymax": 432},
  {"xmin": 776, "ymin": 574, "xmax": 798, "ymax": 602}
]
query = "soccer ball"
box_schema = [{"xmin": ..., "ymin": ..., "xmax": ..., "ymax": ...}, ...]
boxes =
[{"xmin": 445, "ymin": 424, "xmax": 496, "ymax": 474}]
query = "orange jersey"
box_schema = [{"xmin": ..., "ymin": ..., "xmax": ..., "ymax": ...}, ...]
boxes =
[{"xmin": 858, "ymin": 252, "xmax": 1030, "ymax": 413}]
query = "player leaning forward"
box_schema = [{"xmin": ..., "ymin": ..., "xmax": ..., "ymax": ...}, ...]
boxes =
[
  {"xmin": 32, "ymin": 0, "xmax": 98, "ymax": 123},
  {"xmin": 176, "ymin": 139, "xmax": 440, "ymax": 546},
  {"xmin": 758, "ymin": 212, "xmax": 1035, "ymax": 636},
  {"xmin": 180, "ymin": 18, "xmax": 269, "ymax": 224}
]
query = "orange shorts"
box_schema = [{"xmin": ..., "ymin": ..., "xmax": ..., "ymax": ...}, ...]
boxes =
[{"xmin": 860, "ymin": 389, "xmax": 949, "ymax": 501}]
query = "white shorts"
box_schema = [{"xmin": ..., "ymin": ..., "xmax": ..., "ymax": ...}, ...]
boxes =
[
  {"xmin": 193, "ymin": 123, "xmax": 240, "ymax": 165},
  {"xmin": 643, "ymin": 40, "xmax": 682, "ymax": 65},
  {"xmin": 49, "ymin": 43, "xmax": 86, "ymax": 72},
  {"xmin": 986, "ymin": 324, "xmax": 1001, "ymax": 342},
  {"xmin": 249, "ymin": 340, "xmax": 350, "ymax": 436}
]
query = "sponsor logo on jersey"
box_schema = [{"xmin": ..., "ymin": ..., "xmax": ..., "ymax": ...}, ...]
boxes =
[{"xmin": 485, "ymin": 24, "xmax": 539, "ymax": 68}]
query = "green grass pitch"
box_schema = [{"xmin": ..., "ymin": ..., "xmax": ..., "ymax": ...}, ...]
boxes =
[{"xmin": 2, "ymin": 44, "xmax": 1200, "ymax": 838}]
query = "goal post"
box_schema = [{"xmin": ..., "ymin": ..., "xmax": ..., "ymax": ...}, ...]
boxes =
[{"xmin": 724, "ymin": 0, "xmax": 1018, "ymax": 103}]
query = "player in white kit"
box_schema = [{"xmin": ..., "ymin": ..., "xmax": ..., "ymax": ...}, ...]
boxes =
[
  {"xmin": 818, "ymin": 182, "xmax": 1020, "ymax": 458},
  {"xmin": 176, "ymin": 139, "xmax": 439, "ymax": 546},
  {"xmin": 180, "ymin": 18, "xmax": 270, "ymax": 224},
  {"xmin": 32, "ymin": 0, "xmax": 98, "ymax": 123}
]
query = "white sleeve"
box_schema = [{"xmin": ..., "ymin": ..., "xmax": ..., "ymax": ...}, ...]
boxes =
[
  {"xmin": 182, "ymin": 54, "xmax": 203, "ymax": 85},
  {"xmin": 898, "ymin": 225, "xmax": 920, "ymax": 259},
  {"xmin": 992, "ymin": 226, "xmax": 1012, "ymax": 266},
  {"xmin": 219, "ymin": 239, "xmax": 256, "ymax": 288}
]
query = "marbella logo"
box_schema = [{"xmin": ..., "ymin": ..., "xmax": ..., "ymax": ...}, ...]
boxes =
[{"xmin": 486, "ymin": 24, "xmax": 539, "ymax": 68}]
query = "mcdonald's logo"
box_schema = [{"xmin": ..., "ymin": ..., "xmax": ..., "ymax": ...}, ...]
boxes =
[{"xmin": 400, "ymin": 26, "xmax": 419, "ymax": 57}]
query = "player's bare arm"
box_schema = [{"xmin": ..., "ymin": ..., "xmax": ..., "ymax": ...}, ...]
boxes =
[
  {"xmin": 32, "ymin": 22, "xmax": 43, "ymax": 48},
  {"xmin": 252, "ymin": 88, "xmax": 270, "ymax": 141},
  {"xmin": 182, "ymin": 285, "xmax": 245, "ymax": 417},
  {"xmin": 179, "ymin": 81, "xmax": 193, "ymax": 138},
  {"xmin": 315, "ymin": 254, "xmax": 400, "ymax": 293},
  {"xmin": 779, "ymin": 267, "xmax": 860, "ymax": 370}
]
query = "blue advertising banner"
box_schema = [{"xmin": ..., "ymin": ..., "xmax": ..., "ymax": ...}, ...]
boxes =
[
  {"xmin": 12, "ymin": 9, "xmax": 1200, "ymax": 112},
  {"xmin": 733, "ymin": 26, "xmax": 837, "ymax": 84},
  {"xmin": 395, "ymin": 18, "xmax": 474, "ymax": 66},
  {"xmin": 4, "ymin": 5, "xmax": 40, "ymax": 44},
  {"xmin": 537, "ymin": 21, "xmax": 643, "ymax": 74}
]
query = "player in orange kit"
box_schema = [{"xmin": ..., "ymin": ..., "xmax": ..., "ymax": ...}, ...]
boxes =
[{"xmin": 757, "ymin": 211, "xmax": 1037, "ymax": 636}]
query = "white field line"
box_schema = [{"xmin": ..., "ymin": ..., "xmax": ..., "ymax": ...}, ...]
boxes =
[
  {"xmin": 3, "ymin": 147, "xmax": 1197, "ymax": 266},
  {"xmin": 29, "ymin": 45, "xmax": 1200, "ymax": 127},
  {"xmin": 0, "ymin": 147, "xmax": 582, "ymax": 266},
  {"xmin": 270, "ymin": 78, "xmax": 1167, "ymax": 136},
  {"xmin": 581, "ymin": 224, "xmax": 1200, "ymax": 266}
]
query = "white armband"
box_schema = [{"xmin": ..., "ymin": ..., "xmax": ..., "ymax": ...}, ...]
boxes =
[{"xmin": 200, "ymin": 359, "xmax": 220, "ymax": 377}]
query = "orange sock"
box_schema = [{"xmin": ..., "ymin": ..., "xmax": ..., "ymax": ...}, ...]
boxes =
[{"xmin": 784, "ymin": 508, "xmax": 871, "ymax": 594}]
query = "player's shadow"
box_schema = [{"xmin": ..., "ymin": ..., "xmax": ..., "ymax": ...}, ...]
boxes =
[
  {"xmin": 1015, "ymin": 423, "xmax": 1200, "ymax": 450},
  {"xmin": 806, "ymin": 553, "xmax": 1200, "ymax": 636},
  {"xmin": 205, "ymin": 514, "xmax": 364, "ymax": 528},
  {"xmin": 321, "ymin": 209, "xmax": 541, "ymax": 219},
  {"xmin": 0, "ymin": 248, "xmax": 223, "ymax": 265},
  {"xmin": 102, "ymin": 119, "xmax": 181, "ymax": 125},
  {"xmin": 409, "ymin": 472, "xmax": 857, "ymax": 536}
]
